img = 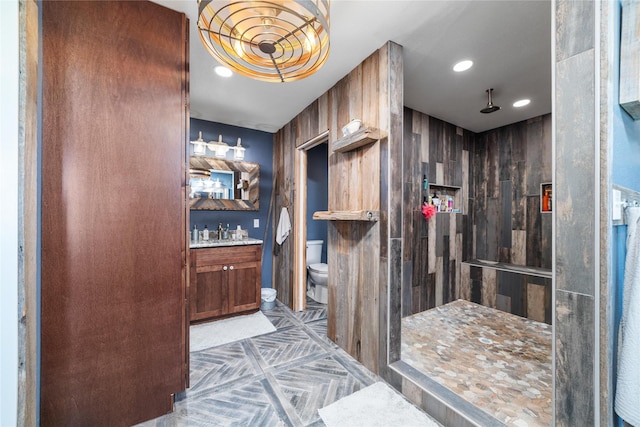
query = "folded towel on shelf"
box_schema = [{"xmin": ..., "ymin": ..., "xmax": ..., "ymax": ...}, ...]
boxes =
[
  {"xmin": 615, "ymin": 207, "xmax": 640, "ymax": 426},
  {"xmin": 276, "ymin": 206, "xmax": 291, "ymax": 246}
]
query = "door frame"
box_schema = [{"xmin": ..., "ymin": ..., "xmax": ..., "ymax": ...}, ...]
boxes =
[{"xmin": 292, "ymin": 130, "xmax": 329, "ymax": 311}]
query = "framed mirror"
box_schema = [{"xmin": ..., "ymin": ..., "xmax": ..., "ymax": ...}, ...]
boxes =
[{"xmin": 189, "ymin": 156, "xmax": 259, "ymax": 211}]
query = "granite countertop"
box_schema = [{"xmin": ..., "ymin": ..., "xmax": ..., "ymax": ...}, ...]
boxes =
[{"xmin": 190, "ymin": 237, "xmax": 263, "ymax": 249}]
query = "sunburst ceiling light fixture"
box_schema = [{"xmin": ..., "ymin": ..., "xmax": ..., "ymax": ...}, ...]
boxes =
[{"xmin": 197, "ymin": 0, "xmax": 330, "ymax": 83}]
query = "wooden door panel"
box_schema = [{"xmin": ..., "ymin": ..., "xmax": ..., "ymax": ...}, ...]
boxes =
[
  {"xmin": 228, "ymin": 263, "xmax": 261, "ymax": 313},
  {"xmin": 193, "ymin": 270, "xmax": 228, "ymax": 320},
  {"xmin": 41, "ymin": 1, "xmax": 187, "ymax": 425}
]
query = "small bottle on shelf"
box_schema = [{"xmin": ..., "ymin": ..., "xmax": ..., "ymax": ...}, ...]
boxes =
[
  {"xmin": 202, "ymin": 225, "xmax": 209, "ymax": 241},
  {"xmin": 432, "ymin": 193, "xmax": 440, "ymax": 212},
  {"xmin": 192, "ymin": 225, "xmax": 198, "ymax": 242}
]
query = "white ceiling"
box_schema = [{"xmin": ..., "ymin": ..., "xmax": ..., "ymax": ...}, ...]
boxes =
[{"xmin": 153, "ymin": 0, "xmax": 551, "ymax": 134}]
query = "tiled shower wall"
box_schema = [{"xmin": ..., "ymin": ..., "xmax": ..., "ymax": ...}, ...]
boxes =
[
  {"xmin": 403, "ymin": 108, "xmax": 552, "ymax": 317},
  {"xmin": 460, "ymin": 265, "xmax": 552, "ymax": 324},
  {"xmin": 473, "ymin": 114, "xmax": 553, "ymax": 268},
  {"xmin": 403, "ymin": 108, "xmax": 473, "ymax": 316}
]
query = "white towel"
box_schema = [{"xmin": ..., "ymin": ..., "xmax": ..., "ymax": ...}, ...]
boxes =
[
  {"xmin": 616, "ymin": 207, "xmax": 640, "ymax": 425},
  {"xmin": 276, "ymin": 207, "xmax": 291, "ymax": 245}
]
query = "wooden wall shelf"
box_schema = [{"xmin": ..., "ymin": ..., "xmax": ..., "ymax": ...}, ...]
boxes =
[
  {"xmin": 332, "ymin": 127, "xmax": 386, "ymax": 153},
  {"xmin": 313, "ymin": 210, "xmax": 380, "ymax": 222}
]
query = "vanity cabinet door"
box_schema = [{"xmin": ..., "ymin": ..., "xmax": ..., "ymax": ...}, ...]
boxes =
[
  {"xmin": 228, "ymin": 259, "xmax": 262, "ymax": 314},
  {"xmin": 191, "ymin": 265, "xmax": 228, "ymax": 321}
]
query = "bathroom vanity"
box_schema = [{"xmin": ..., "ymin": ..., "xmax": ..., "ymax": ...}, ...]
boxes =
[{"xmin": 189, "ymin": 239, "xmax": 263, "ymax": 322}]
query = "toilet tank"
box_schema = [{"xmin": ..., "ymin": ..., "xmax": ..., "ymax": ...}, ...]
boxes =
[{"xmin": 306, "ymin": 240, "xmax": 323, "ymax": 265}]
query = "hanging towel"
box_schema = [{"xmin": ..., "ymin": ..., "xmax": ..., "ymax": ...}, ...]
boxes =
[
  {"xmin": 276, "ymin": 207, "xmax": 291, "ymax": 245},
  {"xmin": 616, "ymin": 207, "xmax": 640, "ymax": 426}
]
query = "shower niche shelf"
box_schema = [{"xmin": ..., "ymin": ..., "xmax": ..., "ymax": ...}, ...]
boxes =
[
  {"xmin": 313, "ymin": 210, "xmax": 380, "ymax": 222},
  {"xmin": 427, "ymin": 184, "xmax": 462, "ymax": 214},
  {"xmin": 332, "ymin": 127, "xmax": 386, "ymax": 153}
]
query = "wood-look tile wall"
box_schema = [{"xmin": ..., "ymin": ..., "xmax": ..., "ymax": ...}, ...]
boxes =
[
  {"xmin": 403, "ymin": 108, "xmax": 552, "ymax": 318},
  {"xmin": 460, "ymin": 265, "xmax": 552, "ymax": 324},
  {"xmin": 554, "ymin": 1, "xmax": 601, "ymax": 424},
  {"xmin": 272, "ymin": 42, "xmax": 403, "ymax": 375},
  {"xmin": 402, "ymin": 108, "xmax": 472, "ymax": 315},
  {"xmin": 473, "ymin": 114, "xmax": 553, "ymax": 269}
]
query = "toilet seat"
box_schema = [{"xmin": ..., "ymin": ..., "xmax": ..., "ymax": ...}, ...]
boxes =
[{"xmin": 308, "ymin": 263, "xmax": 327, "ymax": 274}]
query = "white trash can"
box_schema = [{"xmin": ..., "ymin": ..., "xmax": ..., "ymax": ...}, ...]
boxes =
[{"xmin": 261, "ymin": 288, "xmax": 277, "ymax": 311}]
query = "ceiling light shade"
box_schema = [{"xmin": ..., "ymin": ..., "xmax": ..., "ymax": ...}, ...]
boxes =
[{"xmin": 197, "ymin": 0, "xmax": 330, "ymax": 83}]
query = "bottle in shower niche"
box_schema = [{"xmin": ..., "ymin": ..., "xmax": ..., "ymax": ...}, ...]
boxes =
[
  {"xmin": 432, "ymin": 193, "xmax": 440, "ymax": 212},
  {"xmin": 202, "ymin": 225, "xmax": 209, "ymax": 241},
  {"xmin": 192, "ymin": 225, "xmax": 198, "ymax": 242}
]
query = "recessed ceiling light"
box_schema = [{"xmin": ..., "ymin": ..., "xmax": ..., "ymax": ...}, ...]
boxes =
[
  {"xmin": 453, "ymin": 60, "xmax": 473, "ymax": 72},
  {"xmin": 214, "ymin": 66, "xmax": 232, "ymax": 78},
  {"xmin": 513, "ymin": 99, "xmax": 531, "ymax": 108}
]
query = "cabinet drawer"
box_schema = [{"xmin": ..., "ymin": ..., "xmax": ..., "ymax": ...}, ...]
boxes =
[{"xmin": 194, "ymin": 244, "xmax": 261, "ymax": 266}]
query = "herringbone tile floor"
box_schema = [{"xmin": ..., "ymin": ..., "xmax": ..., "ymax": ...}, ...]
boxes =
[{"xmin": 139, "ymin": 299, "xmax": 379, "ymax": 427}]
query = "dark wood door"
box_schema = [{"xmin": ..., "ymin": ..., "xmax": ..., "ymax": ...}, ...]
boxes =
[{"xmin": 41, "ymin": 1, "xmax": 188, "ymax": 425}]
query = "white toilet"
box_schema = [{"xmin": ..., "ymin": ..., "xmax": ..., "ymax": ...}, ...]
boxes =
[{"xmin": 306, "ymin": 240, "xmax": 328, "ymax": 304}]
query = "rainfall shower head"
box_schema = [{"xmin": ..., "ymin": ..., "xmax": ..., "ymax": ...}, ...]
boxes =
[{"xmin": 481, "ymin": 88, "xmax": 501, "ymax": 114}]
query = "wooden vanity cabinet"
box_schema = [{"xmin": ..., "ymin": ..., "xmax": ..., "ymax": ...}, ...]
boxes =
[{"xmin": 190, "ymin": 244, "xmax": 262, "ymax": 322}]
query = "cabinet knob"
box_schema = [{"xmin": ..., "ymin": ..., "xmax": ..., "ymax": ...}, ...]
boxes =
[
  {"xmin": 223, "ymin": 266, "xmax": 228, "ymax": 271},
  {"xmin": 229, "ymin": 265, "xmax": 234, "ymax": 270}
]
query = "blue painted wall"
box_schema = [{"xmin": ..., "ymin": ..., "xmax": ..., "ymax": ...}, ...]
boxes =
[
  {"xmin": 306, "ymin": 142, "xmax": 328, "ymax": 263},
  {"xmin": 189, "ymin": 118, "xmax": 274, "ymax": 288},
  {"xmin": 612, "ymin": 2, "xmax": 640, "ymax": 425},
  {"xmin": 612, "ymin": 1, "xmax": 640, "ymax": 192}
]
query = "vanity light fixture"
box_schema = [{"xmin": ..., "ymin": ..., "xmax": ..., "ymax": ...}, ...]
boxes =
[
  {"xmin": 453, "ymin": 59, "xmax": 473, "ymax": 72},
  {"xmin": 197, "ymin": 0, "xmax": 330, "ymax": 82},
  {"xmin": 190, "ymin": 131, "xmax": 208, "ymax": 156},
  {"xmin": 209, "ymin": 134, "xmax": 230, "ymax": 158},
  {"xmin": 233, "ymin": 137, "xmax": 245, "ymax": 160},
  {"xmin": 513, "ymin": 98, "xmax": 531, "ymax": 108}
]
